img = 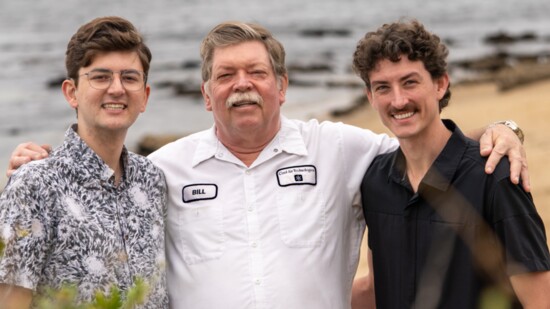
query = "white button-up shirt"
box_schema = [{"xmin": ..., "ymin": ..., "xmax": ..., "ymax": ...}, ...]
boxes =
[{"xmin": 149, "ymin": 117, "xmax": 397, "ymax": 309}]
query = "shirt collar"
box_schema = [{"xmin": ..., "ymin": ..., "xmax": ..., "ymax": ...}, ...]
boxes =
[
  {"xmin": 63, "ymin": 124, "xmax": 128, "ymax": 184},
  {"xmin": 191, "ymin": 116, "xmax": 308, "ymax": 167},
  {"xmin": 389, "ymin": 119, "xmax": 469, "ymax": 192},
  {"xmin": 276, "ymin": 116, "xmax": 309, "ymax": 156}
]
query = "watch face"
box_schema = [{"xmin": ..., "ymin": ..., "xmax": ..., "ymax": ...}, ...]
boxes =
[
  {"xmin": 505, "ymin": 121, "xmax": 518, "ymax": 130},
  {"xmin": 504, "ymin": 120, "xmax": 524, "ymax": 142}
]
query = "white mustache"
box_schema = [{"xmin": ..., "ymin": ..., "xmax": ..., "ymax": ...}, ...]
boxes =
[{"xmin": 226, "ymin": 92, "xmax": 264, "ymax": 108}]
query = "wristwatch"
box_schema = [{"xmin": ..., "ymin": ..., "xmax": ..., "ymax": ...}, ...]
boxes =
[{"xmin": 495, "ymin": 120, "xmax": 524, "ymax": 144}]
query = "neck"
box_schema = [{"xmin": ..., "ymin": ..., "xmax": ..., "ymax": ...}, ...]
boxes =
[
  {"xmin": 76, "ymin": 126, "xmax": 126, "ymax": 184},
  {"xmin": 399, "ymin": 121, "xmax": 451, "ymax": 192},
  {"xmin": 216, "ymin": 125, "xmax": 279, "ymax": 167}
]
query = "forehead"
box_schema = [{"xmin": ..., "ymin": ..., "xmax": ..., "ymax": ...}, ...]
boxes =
[
  {"xmin": 211, "ymin": 41, "xmax": 271, "ymax": 70},
  {"xmin": 370, "ymin": 57, "xmax": 428, "ymax": 80},
  {"xmin": 83, "ymin": 51, "xmax": 144, "ymax": 71}
]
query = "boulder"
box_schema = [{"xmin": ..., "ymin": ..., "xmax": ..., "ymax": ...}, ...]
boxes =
[{"xmin": 136, "ymin": 133, "xmax": 187, "ymax": 156}]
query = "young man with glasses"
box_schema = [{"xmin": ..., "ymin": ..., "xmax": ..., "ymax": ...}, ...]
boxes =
[{"xmin": 0, "ymin": 17, "xmax": 168, "ymax": 308}]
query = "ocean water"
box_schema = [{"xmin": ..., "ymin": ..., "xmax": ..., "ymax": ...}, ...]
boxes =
[{"xmin": 1, "ymin": 0, "xmax": 549, "ymax": 186}]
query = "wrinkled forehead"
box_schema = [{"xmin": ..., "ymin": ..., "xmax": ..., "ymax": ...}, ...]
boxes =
[{"xmin": 211, "ymin": 41, "xmax": 272, "ymax": 70}]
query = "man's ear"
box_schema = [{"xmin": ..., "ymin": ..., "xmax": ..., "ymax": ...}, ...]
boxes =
[
  {"xmin": 278, "ymin": 74, "xmax": 289, "ymax": 106},
  {"xmin": 201, "ymin": 82, "xmax": 213, "ymax": 111},
  {"xmin": 139, "ymin": 84, "xmax": 151, "ymax": 113},
  {"xmin": 436, "ymin": 73, "xmax": 450, "ymax": 101},
  {"xmin": 62, "ymin": 79, "xmax": 78, "ymax": 109}
]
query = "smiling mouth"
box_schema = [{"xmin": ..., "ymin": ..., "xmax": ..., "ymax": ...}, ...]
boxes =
[
  {"xmin": 393, "ymin": 111, "xmax": 414, "ymax": 120},
  {"xmin": 102, "ymin": 103, "xmax": 126, "ymax": 110},
  {"xmin": 231, "ymin": 101, "xmax": 257, "ymax": 107}
]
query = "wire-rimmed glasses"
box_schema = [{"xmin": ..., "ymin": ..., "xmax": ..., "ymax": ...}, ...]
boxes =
[{"xmin": 79, "ymin": 69, "xmax": 147, "ymax": 91}]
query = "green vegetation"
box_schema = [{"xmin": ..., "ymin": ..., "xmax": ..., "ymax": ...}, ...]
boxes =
[
  {"xmin": 1, "ymin": 239, "xmax": 150, "ymax": 308},
  {"xmin": 35, "ymin": 278, "xmax": 149, "ymax": 309}
]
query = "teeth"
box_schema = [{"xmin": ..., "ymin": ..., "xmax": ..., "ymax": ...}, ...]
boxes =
[
  {"xmin": 103, "ymin": 104, "xmax": 125, "ymax": 110},
  {"xmin": 233, "ymin": 101, "xmax": 255, "ymax": 107},
  {"xmin": 394, "ymin": 112, "xmax": 414, "ymax": 120}
]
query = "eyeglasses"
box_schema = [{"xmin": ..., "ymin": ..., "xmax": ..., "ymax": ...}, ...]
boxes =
[{"xmin": 79, "ymin": 69, "xmax": 147, "ymax": 91}]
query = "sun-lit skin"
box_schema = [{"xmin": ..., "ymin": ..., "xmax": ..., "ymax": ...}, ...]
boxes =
[
  {"xmin": 60, "ymin": 51, "xmax": 150, "ymax": 176},
  {"xmin": 366, "ymin": 57, "xmax": 452, "ymax": 190},
  {"xmin": 366, "ymin": 57, "xmax": 450, "ymax": 147},
  {"xmin": 62, "ymin": 51, "xmax": 150, "ymax": 147},
  {"xmin": 201, "ymin": 41, "xmax": 288, "ymax": 165}
]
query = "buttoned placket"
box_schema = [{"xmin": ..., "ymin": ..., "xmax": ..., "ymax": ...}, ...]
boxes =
[
  {"xmin": 110, "ymin": 179, "xmax": 133, "ymax": 288},
  {"xmin": 244, "ymin": 143, "xmax": 284, "ymax": 308},
  {"xmin": 243, "ymin": 167, "xmax": 267, "ymax": 307}
]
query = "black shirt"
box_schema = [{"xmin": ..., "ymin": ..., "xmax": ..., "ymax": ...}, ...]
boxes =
[{"xmin": 361, "ymin": 120, "xmax": 550, "ymax": 308}]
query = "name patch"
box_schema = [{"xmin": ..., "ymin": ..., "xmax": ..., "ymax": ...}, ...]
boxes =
[
  {"xmin": 182, "ymin": 184, "xmax": 218, "ymax": 203},
  {"xmin": 276, "ymin": 165, "xmax": 317, "ymax": 187}
]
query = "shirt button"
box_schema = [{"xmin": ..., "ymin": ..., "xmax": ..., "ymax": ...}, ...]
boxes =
[
  {"xmin": 251, "ymin": 242, "xmax": 257, "ymax": 248},
  {"xmin": 245, "ymin": 170, "xmax": 251, "ymax": 175},
  {"xmin": 216, "ymin": 152, "xmax": 224, "ymax": 158},
  {"xmin": 248, "ymin": 206, "xmax": 254, "ymax": 212},
  {"xmin": 273, "ymin": 148, "xmax": 279, "ymax": 152},
  {"xmin": 255, "ymin": 279, "xmax": 261, "ymax": 285}
]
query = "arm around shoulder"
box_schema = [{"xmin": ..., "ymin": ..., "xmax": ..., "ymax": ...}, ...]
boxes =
[
  {"xmin": 510, "ymin": 270, "xmax": 550, "ymax": 308},
  {"xmin": 0, "ymin": 283, "xmax": 33, "ymax": 309},
  {"xmin": 352, "ymin": 248, "xmax": 376, "ymax": 309},
  {"xmin": 352, "ymin": 274, "xmax": 376, "ymax": 309}
]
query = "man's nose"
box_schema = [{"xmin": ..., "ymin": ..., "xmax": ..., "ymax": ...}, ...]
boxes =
[
  {"xmin": 391, "ymin": 88, "xmax": 409, "ymax": 108},
  {"xmin": 107, "ymin": 73, "xmax": 125, "ymax": 93},
  {"xmin": 233, "ymin": 72, "xmax": 253, "ymax": 91}
]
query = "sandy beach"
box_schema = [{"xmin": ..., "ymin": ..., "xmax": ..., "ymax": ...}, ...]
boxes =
[{"xmin": 327, "ymin": 79, "xmax": 550, "ymax": 277}]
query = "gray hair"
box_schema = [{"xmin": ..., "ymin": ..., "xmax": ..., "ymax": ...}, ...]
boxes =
[{"xmin": 200, "ymin": 21, "xmax": 287, "ymax": 82}]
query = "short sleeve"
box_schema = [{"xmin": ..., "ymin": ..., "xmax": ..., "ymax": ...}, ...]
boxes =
[
  {"xmin": 338, "ymin": 122, "xmax": 398, "ymax": 201},
  {"xmin": 490, "ymin": 178, "xmax": 550, "ymax": 275},
  {"xmin": 0, "ymin": 172, "xmax": 51, "ymax": 290}
]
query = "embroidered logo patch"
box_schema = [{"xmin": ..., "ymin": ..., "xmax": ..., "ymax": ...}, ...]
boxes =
[
  {"xmin": 182, "ymin": 184, "xmax": 218, "ymax": 203},
  {"xmin": 276, "ymin": 165, "xmax": 317, "ymax": 187}
]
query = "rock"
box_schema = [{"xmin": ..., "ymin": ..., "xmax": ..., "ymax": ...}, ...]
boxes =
[
  {"xmin": 136, "ymin": 133, "xmax": 187, "ymax": 156},
  {"xmin": 287, "ymin": 62, "xmax": 333, "ymax": 73},
  {"xmin": 155, "ymin": 80, "xmax": 176, "ymax": 89},
  {"xmin": 288, "ymin": 78, "xmax": 321, "ymax": 87},
  {"xmin": 46, "ymin": 75, "xmax": 66, "ymax": 88},
  {"xmin": 173, "ymin": 81, "xmax": 202, "ymax": 96},
  {"xmin": 484, "ymin": 31, "xmax": 538, "ymax": 44},
  {"xmin": 181, "ymin": 60, "xmax": 201, "ymax": 69},
  {"xmin": 299, "ymin": 28, "xmax": 351, "ymax": 37},
  {"xmin": 155, "ymin": 79, "xmax": 202, "ymax": 96},
  {"xmin": 496, "ymin": 61, "xmax": 550, "ymax": 91},
  {"xmin": 330, "ymin": 94, "xmax": 369, "ymax": 117},
  {"xmin": 325, "ymin": 78, "xmax": 363, "ymax": 88},
  {"xmin": 450, "ymin": 49, "xmax": 550, "ymax": 90},
  {"xmin": 453, "ymin": 52, "xmax": 509, "ymax": 72}
]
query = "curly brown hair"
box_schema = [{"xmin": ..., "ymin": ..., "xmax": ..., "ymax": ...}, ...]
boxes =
[
  {"xmin": 65, "ymin": 16, "xmax": 152, "ymax": 86},
  {"xmin": 352, "ymin": 19, "xmax": 451, "ymax": 110}
]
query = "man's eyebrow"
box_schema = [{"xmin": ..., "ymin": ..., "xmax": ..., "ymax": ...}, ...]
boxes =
[
  {"xmin": 88, "ymin": 68, "xmax": 112, "ymax": 73},
  {"xmin": 399, "ymin": 72, "xmax": 421, "ymax": 82},
  {"xmin": 371, "ymin": 71, "xmax": 422, "ymax": 86}
]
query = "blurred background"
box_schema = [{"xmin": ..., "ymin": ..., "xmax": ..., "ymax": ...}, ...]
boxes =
[{"xmin": 1, "ymin": 0, "xmax": 549, "ymax": 190}]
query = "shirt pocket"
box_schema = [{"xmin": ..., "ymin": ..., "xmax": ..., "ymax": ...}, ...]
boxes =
[
  {"xmin": 176, "ymin": 201, "xmax": 225, "ymax": 264},
  {"xmin": 276, "ymin": 185, "xmax": 326, "ymax": 247}
]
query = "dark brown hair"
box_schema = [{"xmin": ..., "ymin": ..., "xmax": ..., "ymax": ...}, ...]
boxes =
[
  {"xmin": 65, "ymin": 16, "xmax": 152, "ymax": 85},
  {"xmin": 352, "ymin": 19, "xmax": 451, "ymax": 110}
]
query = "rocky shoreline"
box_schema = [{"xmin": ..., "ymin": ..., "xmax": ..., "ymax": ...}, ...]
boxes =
[{"xmin": 42, "ymin": 29, "xmax": 550, "ymax": 155}]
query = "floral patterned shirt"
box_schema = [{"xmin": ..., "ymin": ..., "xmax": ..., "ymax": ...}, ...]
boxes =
[{"xmin": 0, "ymin": 125, "xmax": 168, "ymax": 308}]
